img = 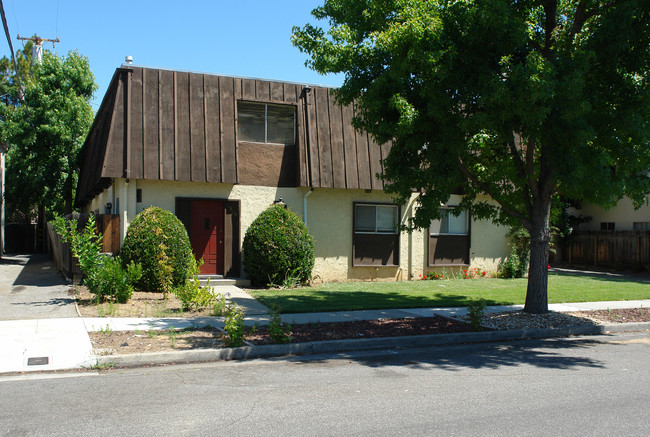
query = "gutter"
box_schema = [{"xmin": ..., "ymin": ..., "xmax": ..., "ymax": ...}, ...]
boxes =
[{"xmin": 303, "ymin": 188, "xmax": 314, "ymax": 225}]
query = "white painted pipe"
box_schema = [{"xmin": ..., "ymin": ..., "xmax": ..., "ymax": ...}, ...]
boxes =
[{"xmin": 303, "ymin": 188, "xmax": 313, "ymax": 224}]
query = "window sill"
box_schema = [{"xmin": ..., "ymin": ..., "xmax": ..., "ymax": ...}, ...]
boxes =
[
  {"xmin": 353, "ymin": 264, "xmax": 399, "ymax": 268},
  {"xmin": 427, "ymin": 263, "xmax": 470, "ymax": 268}
]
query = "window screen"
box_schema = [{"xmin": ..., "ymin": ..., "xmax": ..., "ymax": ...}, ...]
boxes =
[
  {"xmin": 430, "ymin": 209, "xmax": 468, "ymax": 235},
  {"xmin": 267, "ymin": 105, "xmax": 295, "ymax": 144},
  {"xmin": 238, "ymin": 102, "xmax": 265, "ymax": 143},
  {"xmin": 355, "ymin": 204, "xmax": 398, "ymax": 234},
  {"xmin": 355, "ymin": 205, "xmax": 376, "ymax": 232},
  {"xmin": 238, "ymin": 102, "xmax": 295, "ymax": 145}
]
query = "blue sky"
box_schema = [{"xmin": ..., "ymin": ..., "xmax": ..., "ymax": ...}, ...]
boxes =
[{"xmin": 1, "ymin": 0, "xmax": 342, "ymax": 108}]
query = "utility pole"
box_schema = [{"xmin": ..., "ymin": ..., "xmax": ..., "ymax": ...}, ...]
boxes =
[{"xmin": 17, "ymin": 34, "xmax": 59, "ymax": 64}]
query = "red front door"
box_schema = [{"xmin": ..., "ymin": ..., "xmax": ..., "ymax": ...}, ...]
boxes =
[{"xmin": 190, "ymin": 199, "xmax": 224, "ymax": 275}]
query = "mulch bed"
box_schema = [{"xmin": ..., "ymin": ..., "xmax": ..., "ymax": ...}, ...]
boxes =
[
  {"xmin": 246, "ymin": 315, "xmax": 475, "ymax": 345},
  {"xmin": 89, "ymin": 308, "xmax": 649, "ymax": 355}
]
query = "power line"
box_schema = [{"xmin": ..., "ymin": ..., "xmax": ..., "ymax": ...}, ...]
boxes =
[
  {"xmin": 0, "ymin": 0, "xmax": 18, "ymax": 73},
  {"xmin": 9, "ymin": 0, "xmax": 17, "ymax": 35},
  {"xmin": 0, "ymin": 0, "xmax": 24, "ymax": 103}
]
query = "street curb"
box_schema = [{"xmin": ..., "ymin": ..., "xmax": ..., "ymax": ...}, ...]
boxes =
[{"xmin": 95, "ymin": 321, "xmax": 650, "ymax": 369}]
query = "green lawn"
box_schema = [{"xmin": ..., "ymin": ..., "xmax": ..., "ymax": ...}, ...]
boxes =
[{"xmin": 248, "ymin": 273, "xmax": 650, "ymax": 314}]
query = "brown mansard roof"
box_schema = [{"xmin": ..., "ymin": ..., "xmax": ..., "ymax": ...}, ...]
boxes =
[{"xmin": 75, "ymin": 65, "xmax": 391, "ymax": 207}]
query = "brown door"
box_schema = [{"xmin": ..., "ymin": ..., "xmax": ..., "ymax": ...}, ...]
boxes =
[{"xmin": 190, "ymin": 199, "xmax": 224, "ymax": 275}]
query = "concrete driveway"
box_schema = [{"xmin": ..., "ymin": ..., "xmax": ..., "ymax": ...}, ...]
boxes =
[{"xmin": 0, "ymin": 254, "xmax": 77, "ymax": 320}]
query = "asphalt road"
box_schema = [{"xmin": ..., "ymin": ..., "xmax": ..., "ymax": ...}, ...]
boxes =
[{"xmin": 1, "ymin": 332, "xmax": 648, "ymax": 436}]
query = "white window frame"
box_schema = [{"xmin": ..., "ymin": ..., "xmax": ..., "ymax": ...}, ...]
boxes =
[
  {"xmin": 354, "ymin": 203, "xmax": 399, "ymax": 235},
  {"xmin": 429, "ymin": 207, "xmax": 469, "ymax": 236},
  {"xmin": 237, "ymin": 101, "xmax": 296, "ymax": 145}
]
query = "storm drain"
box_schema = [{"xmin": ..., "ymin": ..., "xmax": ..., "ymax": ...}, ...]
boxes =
[{"xmin": 27, "ymin": 357, "xmax": 49, "ymax": 366}]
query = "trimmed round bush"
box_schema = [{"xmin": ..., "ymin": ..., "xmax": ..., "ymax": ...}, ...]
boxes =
[
  {"xmin": 120, "ymin": 207, "xmax": 195, "ymax": 292},
  {"xmin": 243, "ymin": 204, "xmax": 315, "ymax": 287}
]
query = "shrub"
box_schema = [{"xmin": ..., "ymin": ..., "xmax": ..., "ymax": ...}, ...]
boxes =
[
  {"xmin": 92, "ymin": 256, "xmax": 142, "ymax": 303},
  {"xmin": 223, "ymin": 305, "xmax": 245, "ymax": 347},
  {"xmin": 499, "ymin": 226, "xmax": 530, "ymax": 278},
  {"xmin": 268, "ymin": 306, "xmax": 292, "ymax": 344},
  {"xmin": 242, "ymin": 204, "xmax": 315, "ymax": 287},
  {"xmin": 466, "ymin": 298, "xmax": 487, "ymax": 331},
  {"xmin": 120, "ymin": 207, "xmax": 195, "ymax": 293},
  {"xmin": 173, "ymin": 261, "xmax": 227, "ymax": 313}
]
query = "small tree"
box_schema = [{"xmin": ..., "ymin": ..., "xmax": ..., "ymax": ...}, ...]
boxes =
[
  {"xmin": 1, "ymin": 49, "xmax": 96, "ymax": 218},
  {"xmin": 243, "ymin": 204, "xmax": 315, "ymax": 287},
  {"xmin": 52, "ymin": 214, "xmax": 103, "ymax": 287},
  {"xmin": 53, "ymin": 214, "xmax": 141, "ymax": 303}
]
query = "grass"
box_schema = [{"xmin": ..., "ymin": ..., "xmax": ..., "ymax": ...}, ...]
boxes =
[{"xmin": 248, "ymin": 272, "xmax": 650, "ymax": 314}]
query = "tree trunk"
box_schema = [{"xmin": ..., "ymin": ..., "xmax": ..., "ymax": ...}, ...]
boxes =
[{"xmin": 524, "ymin": 199, "xmax": 552, "ymax": 314}]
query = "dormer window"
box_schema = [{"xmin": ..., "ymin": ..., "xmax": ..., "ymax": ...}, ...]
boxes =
[{"xmin": 237, "ymin": 102, "xmax": 295, "ymax": 145}]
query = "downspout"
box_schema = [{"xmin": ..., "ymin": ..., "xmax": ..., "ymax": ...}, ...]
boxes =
[{"xmin": 303, "ymin": 188, "xmax": 313, "ymax": 225}]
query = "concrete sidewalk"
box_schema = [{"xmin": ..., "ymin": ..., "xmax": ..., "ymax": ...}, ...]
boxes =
[{"xmin": 2, "ymin": 299, "xmax": 648, "ymax": 375}]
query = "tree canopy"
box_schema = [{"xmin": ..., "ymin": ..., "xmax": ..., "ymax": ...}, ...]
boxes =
[
  {"xmin": 0, "ymin": 47, "xmax": 96, "ymax": 219},
  {"xmin": 293, "ymin": 0, "xmax": 650, "ymax": 313}
]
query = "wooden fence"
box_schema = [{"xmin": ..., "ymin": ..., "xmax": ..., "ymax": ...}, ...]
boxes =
[
  {"xmin": 48, "ymin": 213, "xmax": 120, "ymax": 281},
  {"xmin": 562, "ymin": 231, "xmax": 650, "ymax": 268}
]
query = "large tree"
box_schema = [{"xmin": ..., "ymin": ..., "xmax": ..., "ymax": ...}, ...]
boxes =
[
  {"xmin": 293, "ymin": 0, "xmax": 650, "ymax": 313},
  {"xmin": 0, "ymin": 48, "xmax": 96, "ymax": 219}
]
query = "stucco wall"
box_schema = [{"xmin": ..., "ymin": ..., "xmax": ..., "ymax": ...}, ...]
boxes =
[
  {"xmin": 85, "ymin": 178, "xmax": 509, "ymax": 282},
  {"xmin": 570, "ymin": 197, "xmax": 650, "ymax": 231}
]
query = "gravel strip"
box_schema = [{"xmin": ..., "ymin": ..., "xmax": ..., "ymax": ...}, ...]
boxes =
[{"xmin": 480, "ymin": 311, "xmax": 603, "ymax": 330}]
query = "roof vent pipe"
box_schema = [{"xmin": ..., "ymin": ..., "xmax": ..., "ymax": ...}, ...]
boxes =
[{"xmin": 125, "ymin": 56, "xmax": 133, "ymax": 64}]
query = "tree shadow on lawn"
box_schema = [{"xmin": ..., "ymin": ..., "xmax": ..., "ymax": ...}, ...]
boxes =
[
  {"xmin": 549, "ymin": 269, "xmax": 650, "ymax": 284},
  {"xmin": 286, "ymin": 335, "xmax": 610, "ymax": 372},
  {"xmin": 255, "ymin": 290, "xmax": 516, "ymax": 314}
]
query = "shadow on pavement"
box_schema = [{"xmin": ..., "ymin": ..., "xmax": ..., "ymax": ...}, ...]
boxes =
[
  {"xmin": 291, "ymin": 336, "xmax": 610, "ymax": 372},
  {"xmin": 11, "ymin": 297, "xmax": 75, "ymax": 308},
  {"xmin": 0, "ymin": 256, "xmax": 29, "ymax": 266},
  {"xmin": 11, "ymin": 254, "xmax": 67, "ymax": 288}
]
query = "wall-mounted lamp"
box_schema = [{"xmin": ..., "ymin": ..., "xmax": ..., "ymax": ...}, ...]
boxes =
[
  {"xmin": 273, "ymin": 197, "xmax": 288, "ymax": 209},
  {"xmin": 104, "ymin": 202, "xmax": 112, "ymax": 214}
]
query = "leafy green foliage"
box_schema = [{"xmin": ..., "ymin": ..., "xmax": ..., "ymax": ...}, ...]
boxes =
[
  {"xmin": 499, "ymin": 248, "xmax": 525, "ymax": 279},
  {"xmin": 293, "ymin": 0, "xmax": 650, "ymax": 313},
  {"xmin": 466, "ymin": 299, "xmax": 487, "ymax": 331},
  {"xmin": 173, "ymin": 261, "xmax": 227, "ymax": 313},
  {"xmin": 93, "ymin": 257, "xmax": 142, "ymax": 303},
  {"xmin": 500, "ymin": 226, "xmax": 531, "ymax": 278},
  {"xmin": 223, "ymin": 305, "xmax": 245, "ymax": 347},
  {"xmin": 53, "ymin": 214, "xmax": 141, "ymax": 302},
  {"xmin": 268, "ymin": 306, "xmax": 292, "ymax": 344},
  {"xmin": 120, "ymin": 207, "xmax": 195, "ymax": 293},
  {"xmin": 242, "ymin": 204, "xmax": 315, "ymax": 287},
  {"xmin": 52, "ymin": 214, "xmax": 103, "ymax": 288},
  {"xmin": 1, "ymin": 48, "xmax": 97, "ymax": 217}
]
